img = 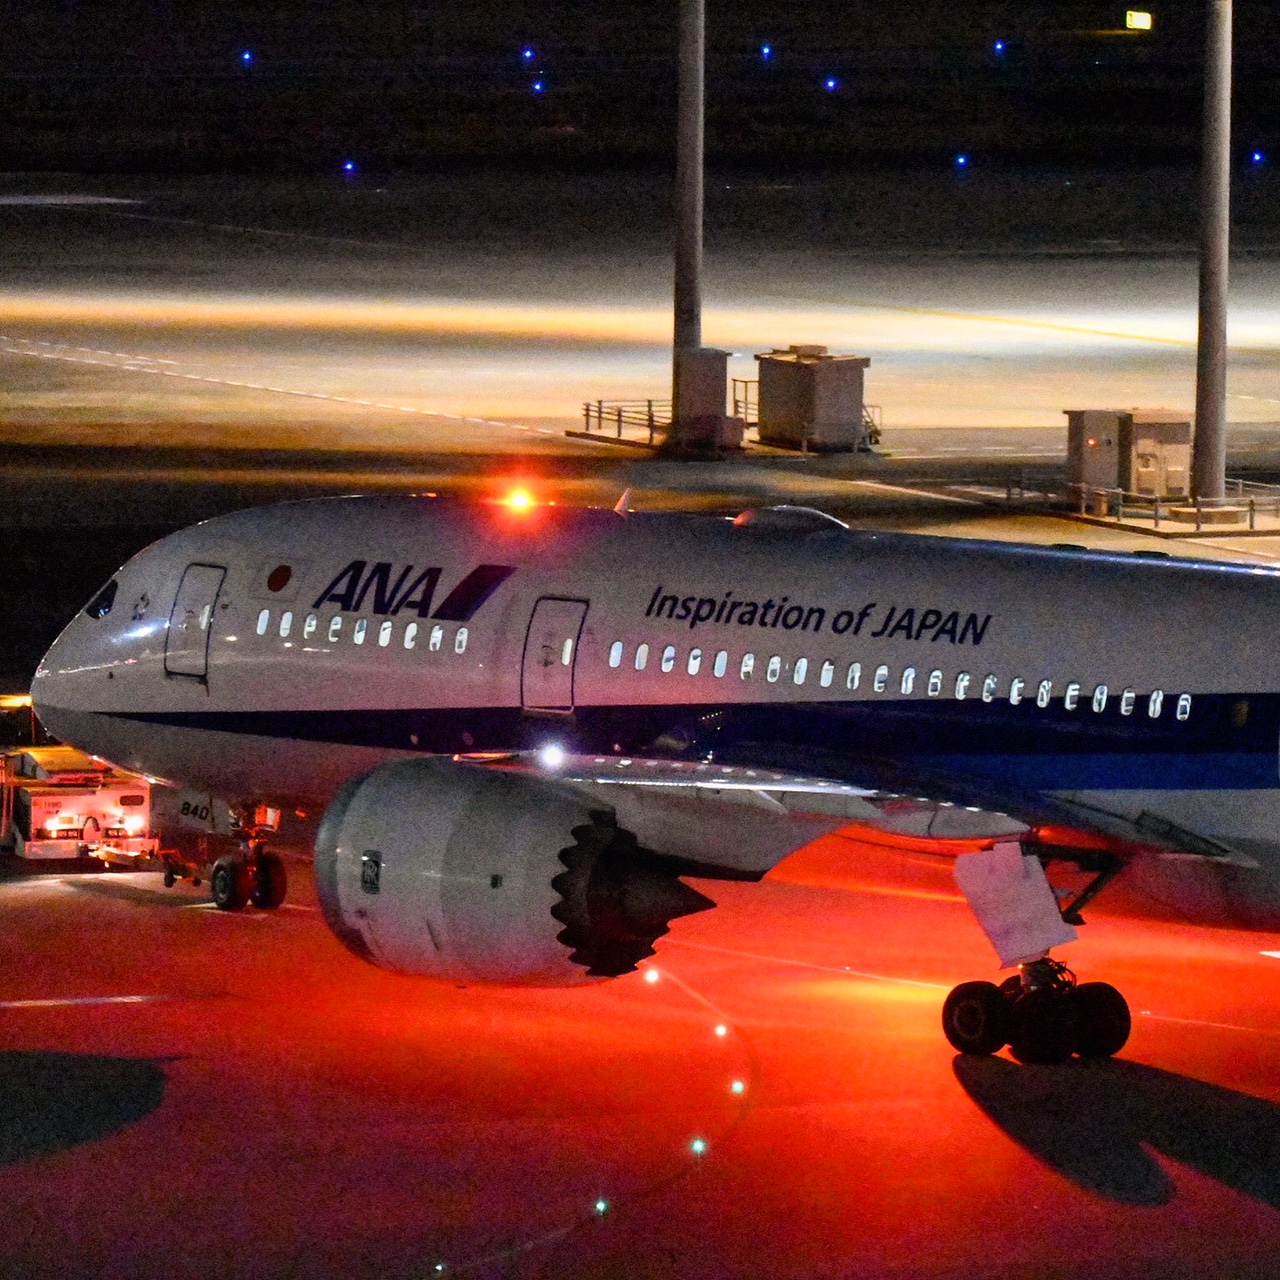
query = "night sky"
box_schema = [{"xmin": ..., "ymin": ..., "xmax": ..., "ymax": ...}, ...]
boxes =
[{"xmin": 3, "ymin": 2, "xmax": 1279, "ymax": 171}]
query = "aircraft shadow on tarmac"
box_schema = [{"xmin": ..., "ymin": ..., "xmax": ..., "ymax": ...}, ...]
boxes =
[
  {"xmin": 954, "ymin": 1054, "xmax": 1280, "ymax": 1207},
  {"xmin": 0, "ymin": 1050, "xmax": 166, "ymax": 1165}
]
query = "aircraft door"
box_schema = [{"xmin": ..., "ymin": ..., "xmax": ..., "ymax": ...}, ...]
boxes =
[
  {"xmin": 521, "ymin": 597, "xmax": 588, "ymax": 712},
  {"xmin": 165, "ymin": 563, "xmax": 227, "ymax": 679}
]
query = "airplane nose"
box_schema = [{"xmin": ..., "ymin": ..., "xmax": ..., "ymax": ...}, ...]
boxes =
[{"xmin": 30, "ymin": 573, "xmax": 129, "ymax": 743}]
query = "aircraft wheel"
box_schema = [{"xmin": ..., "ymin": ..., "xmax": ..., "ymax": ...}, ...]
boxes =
[
  {"xmin": 250, "ymin": 851, "xmax": 287, "ymax": 910},
  {"xmin": 942, "ymin": 980, "xmax": 1012, "ymax": 1055},
  {"xmin": 1071, "ymin": 982, "xmax": 1131, "ymax": 1058},
  {"xmin": 162, "ymin": 864, "xmax": 177, "ymax": 889},
  {"xmin": 1008, "ymin": 989, "xmax": 1077, "ymax": 1064},
  {"xmin": 211, "ymin": 856, "xmax": 250, "ymax": 911}
]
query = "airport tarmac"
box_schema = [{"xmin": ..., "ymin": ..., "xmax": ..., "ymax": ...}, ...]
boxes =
[
  {"xmin": 5, "ymin": 170, "xmax": 1280, "ymax": 1277},
  {"xmin": 0, "ymin": 174, "xmax": 1278, "ymax": 452},
  {"xmin": 4, "ymin": 842, "xmax": 1280, "ymax": 1279}
]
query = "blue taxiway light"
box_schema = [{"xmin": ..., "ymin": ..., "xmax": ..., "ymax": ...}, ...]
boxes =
[
  {"xmin": 241, "ymin": 51, "xmax": 253, "ymax": 63},
  {"xmin": 343, "ymin": 161, "xmax": 357, "ymax": 172},
  {"xmin": 761, "ymin": 44, "xmax": 772, "ymax": 58},
  {"xmin": 994, "ymin": 41, "xmax": 1005, "ymax": 53},
  {"xmin": 1252, "ymin": 151, "xmax": 1266, "ymax": 165},
  {"xmin": 532, "ymin": 80, "xmax": 545, "ymax": 93},
  {"xmin": 824, "ymin": 78, "xmax": 839, "ymax": 91},
  {"xmin": 522, "ymin": 48, "xmax": 535, "ymax": 60},
  {"xmin": 955, "ymin": 154, "xmax": 969, "ymax": 167}
]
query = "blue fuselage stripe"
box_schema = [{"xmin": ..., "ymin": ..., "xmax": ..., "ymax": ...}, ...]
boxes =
[{"xmin": 107, "ymin": 691, "xmax": 1280, "ymax": 794}]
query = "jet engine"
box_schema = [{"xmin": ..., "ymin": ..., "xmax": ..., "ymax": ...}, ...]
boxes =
[{"xmin": 314, "ymin": 757, "xmax": 715, "ymax": 983}]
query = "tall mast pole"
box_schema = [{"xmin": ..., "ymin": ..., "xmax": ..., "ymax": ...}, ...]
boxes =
[{"xmin": 1192, "ymin": 0, "xmax": 1232, "ymax": 501}]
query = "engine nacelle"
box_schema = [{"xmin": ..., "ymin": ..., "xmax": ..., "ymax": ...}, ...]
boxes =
[{"xmin": 314, "ymin": 757, "xmax": 715, "ymax": 984}]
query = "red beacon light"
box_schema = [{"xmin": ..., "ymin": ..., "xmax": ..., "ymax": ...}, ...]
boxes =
[{"xmin": 496, "ymin": 487, "xmax": 537, "ymax": 513}]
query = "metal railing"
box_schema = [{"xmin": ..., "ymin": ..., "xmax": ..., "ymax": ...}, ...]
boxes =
[
  {"xmin": 1073, "ymin": 483, "xmax": 1280, "ymax": 531},
  {"xmin": 580, "ymin": 399, "xmax": 671, "ymax": 444},
  {"xmin": 730, "ymin": 378, "xmax": 758, "ymax": 424}
]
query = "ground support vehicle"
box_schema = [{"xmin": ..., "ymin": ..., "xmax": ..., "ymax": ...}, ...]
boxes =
[{"xmin": 1, "ymin": 746, "xmax": 159, "ymax": 865}]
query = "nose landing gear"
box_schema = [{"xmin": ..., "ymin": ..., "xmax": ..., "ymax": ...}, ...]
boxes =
[
  {"xmin": 211, "ymin": 838, "xmax": 287, "ymax": 913},
  {"xmin": 943, "ymin": 958, "xmax": 1131, "ymax": 1064}
]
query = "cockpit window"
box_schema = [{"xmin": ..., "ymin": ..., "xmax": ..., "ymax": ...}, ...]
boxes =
[{"xmin": 84, "ymin": 579, "xmax": 118, "ymax": 619}]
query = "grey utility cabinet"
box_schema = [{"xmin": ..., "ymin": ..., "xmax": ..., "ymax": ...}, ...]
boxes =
[{"xmin": 756, "ymin": 345, "xmax": 871, "ymax": 451}]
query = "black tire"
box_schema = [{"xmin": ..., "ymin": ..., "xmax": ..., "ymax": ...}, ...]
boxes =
[
  {"xmin": 162, "ymin": 866, "xmax": 177, "ymax": 888},
  {"xmin": 1008, "ymin": 989, "xmax": 1078, "ymax": 1064},
  {"xmin": 249, "ymin": 852, "xmax": 287, "ymax": 910},
  {"xmin": 942, "ymin": 981, "xmax": 1012, "ymax": 1055},
  {"xmin": 211, "ymin": 857, "xmax": 249, "ymax": 911},
  {"xmin": 1071, "ymin": 982, "xmax": 1131, "ymax": 1058}
]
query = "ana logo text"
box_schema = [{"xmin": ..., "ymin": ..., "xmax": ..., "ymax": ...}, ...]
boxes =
[{"xmin": 313, "ymin": 562, "xmax": 515, "ymax": 621}]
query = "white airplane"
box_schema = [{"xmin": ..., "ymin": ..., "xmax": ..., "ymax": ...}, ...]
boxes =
[{"xmin": 31, "ymin": 493, "xmax": 1280, "ymax": 1065}]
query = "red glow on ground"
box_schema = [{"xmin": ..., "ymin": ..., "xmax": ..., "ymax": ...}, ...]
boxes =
[{"xmin": 5, "ymin": 839, "xmax": 1280, "ymax": 1277}]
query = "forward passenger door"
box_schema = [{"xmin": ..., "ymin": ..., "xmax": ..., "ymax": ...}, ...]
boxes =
[{"xmin": 521, "ymin": 598, "xmax": 588, "ymax": 712}]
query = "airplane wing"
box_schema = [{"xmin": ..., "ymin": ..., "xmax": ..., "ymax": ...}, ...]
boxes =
[{"xmin": 460, "ymin": 750, "xmax": 1257, "ymax": 879}]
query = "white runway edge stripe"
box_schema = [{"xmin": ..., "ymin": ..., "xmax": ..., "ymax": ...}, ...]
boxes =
[
  {"xmin": 0, "ymin": 334, "xmax": 565, "ymax": 436},
  {"xmin": 0, "ymin": 994, "xmax": 189, "ymax": 1009}
]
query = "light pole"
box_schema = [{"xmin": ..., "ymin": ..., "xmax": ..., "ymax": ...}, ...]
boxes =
[
  {"xmin": 1192, "ymin": 0, "xmax": 1232, "ymax": 501},
  {"xmin": 669, "ymin": 0, "xmax": 729, "ymax": 447},
  {"xmin": 673, "ymin": 0, "xmax": 703, "ymax": 360}
]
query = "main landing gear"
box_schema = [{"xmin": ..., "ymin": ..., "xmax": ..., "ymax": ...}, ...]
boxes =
[
  {"xmin": 944, "ymin": 840, "xmax": 1130, "ymax": 1063},
  {"xmin": 943, "ymin": 958, "xmax": 1131, "ymax": 1064},
  {"xmin": 211, "ymin": 839, "xmax": 287, "ymax": 913}
]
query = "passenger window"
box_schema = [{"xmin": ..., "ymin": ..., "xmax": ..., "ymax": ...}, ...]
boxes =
[
  {"xmin": 303, "ymin": 613, "xmax": 317, "ymax": 639},
  {"xmin": 820, "ymin": 660, "xmax": 834, "ymax": 688},
  {"xmin": 560, "ymin": 638, "xmax": 573, "ymax": 665},
  {"xmin": 1120, "ymin": 688, "xmax": 1136, "ymax": 715},
  {"xmin": 1092, "ymin": 685, "xmax": 1108, "ymax": 713},
  {"xmin": 847, "ymin": 662, "xmax": 861, "ymax": 690},
  {"xmin": 1036, "ymin": 679, "xmax": 1053, "ymax": 708},
  {"xmin": 954, "ymin": 672, "xmax": 971, "ymax": 700},
  {"xmin": 635, "ymin": 643, "xmax": 649, "ymax": 671},
  {"xmin": 793, "ymin": 657, "xmax": 808, "ymax": 685},
  {"xmin": 279, "ymin": 611, "xmax": 293, "ymax": 639},
  {"xmin": 1149, "ymin": 689, "xmax": 1164, "ymax": 717},
  {"xmin": 456, "ymin": 628, "xmax": 469, "ymax": 655},
  {"xmin": 661, "ymin": 645, "xmax": 676, "ymax": 673},
  {"xmin": 256, "ymin": 608, "xmax": 270, "ymax": 636},
  {"xmin": 1176, "ymin": 693, "xmax": 1192, "ymax": 721},
  {"xmin": 1009, "ymin": 677, "xmax": 1024, "ymax": 705},
  {"xmin": 900, "ymin": 666, "xmax": 916, "ymax": 695},
  {"xmin": 766, "ymin": 655, "xmax": 782, "ymax": 683},
  {"xmin": 353, "ymin": 618, "xmax": 368, "ymax": 645},
  {"xmin": 927, "ymin": 669, "xmax": 943, "ymax": 697},
  {"xmin": 609, "ymin": 641, "xmax": 623, "ymax": 668},
  {"xmin": 1064, "ymin": 682, "xmax": 1080, "ymax": 711},
  {"xmin": 873, "ymin": 664, "xmax": 889, "ymax": 693},
  {"xmin": 378, "ymin": 620, "xmax": 393, "ymax": 647},
  {"xmin": 429, "ymin": 625, "xmax": 443, "ymax": 652},
  {"xmin": 713, "ymin": 650, "xmax": 728, "ymax": 678},
  {"xmin": 327, "ymin": 615, "xmax": 343, "ymax": 643},
  {"xmin": 741, "ymin": 653, "xmax": 755, "ymax": 679},
  {"xmin": 981, "ymin": 674, "xmax": 997, "ymax": 703},
  {"xmin": 688, "ymin": 648, "xmax": 702, "ymax": 675},
  {"xmin": 404, "ymin": 623, "xmax": 418, "ymax": 649}
]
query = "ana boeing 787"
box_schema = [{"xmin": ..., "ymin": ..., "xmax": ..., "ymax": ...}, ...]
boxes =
[{"xmin": 31, "ymin": 494, "xmax": 1280, "ymax": 1063}]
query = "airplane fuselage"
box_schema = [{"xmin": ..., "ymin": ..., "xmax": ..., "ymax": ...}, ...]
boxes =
[{"xmin": 31, "ymin": 496, "xmax": 1280, "ymax": 868}]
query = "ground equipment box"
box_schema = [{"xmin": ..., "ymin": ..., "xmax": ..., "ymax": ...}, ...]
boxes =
[
  {"xmin": 756, "ymin": 345, "xmax": 871, "ymax": 451},
  {"xmin": 1065, "ymin": 409, "xmax": 1191, "ymax": 498}
]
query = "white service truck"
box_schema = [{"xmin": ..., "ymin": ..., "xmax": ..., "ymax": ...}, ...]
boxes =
[{"xmin": 1, "ymin": 746, "xmax": 159, "ymax": 864}]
